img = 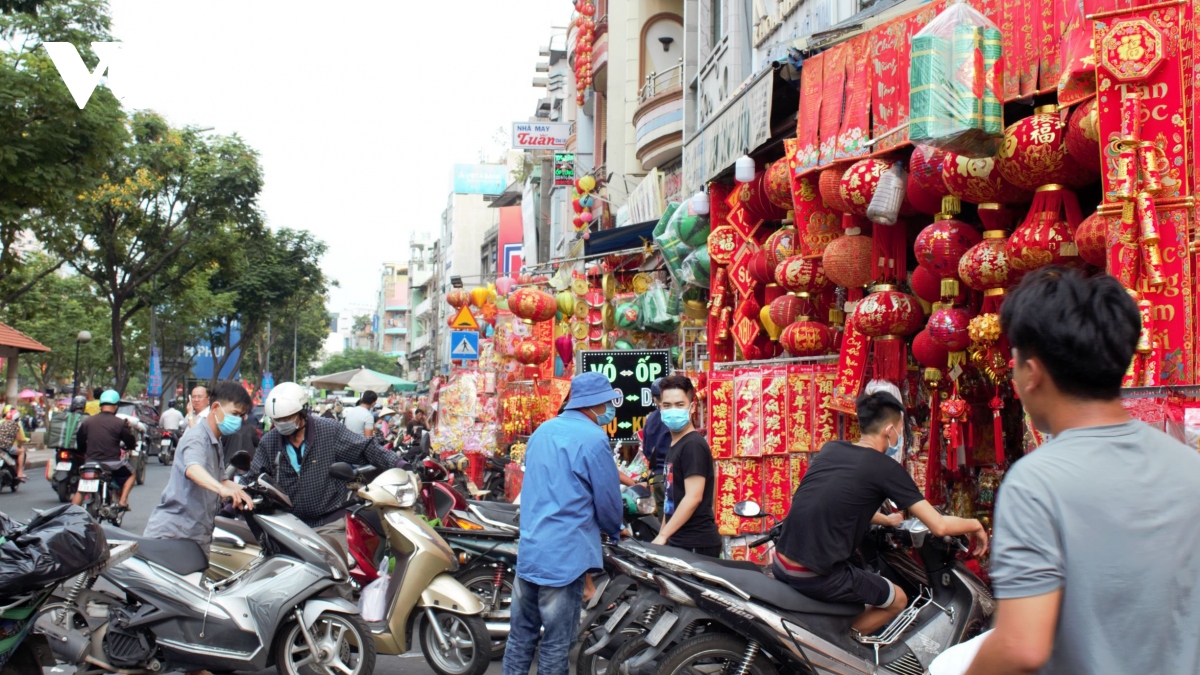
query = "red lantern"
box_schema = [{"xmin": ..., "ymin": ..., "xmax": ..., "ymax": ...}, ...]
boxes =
[
  {"xmin": 853, "ymin": 286, "xmax": 922, "ymax": 383},
  {"xmin": 508, "ymin": 287, "xmax": 557, "ymax": 323},
  {"xmin": 446, "ymin": 288, "xmax": 470, "ymax": 309},
  {"xmin": 740, "ymin": 172, "xmax": 785, "ymax": 222},
  {"xmin": 914, "ymin": 218, "xmax": 982, "ymax": 280},
  {"xmin": 765, "ymin": 159, "xmax": 794, "ymax": 210},
  {"xmin": 819, "ymin": 167, "xmax": 852, "ymax": 213},
  {"xmin": 803, "ymin": 208, "xmax": 841, "ymax": 258},
  {"xmin": 775, "ymin": 255, "xmax": 829, "ymax": 295},
  {"xmin": 781, "ymin": 318, "xmax": 832, "ymax": 356},
  {"xmin": 1065, "ymin": 99, "xmax": 1102, "ymax": 177},
  {"xmin": 996, "ymin": 106, "xmax": 1093, "ymax": 190},
  {"xmin": 748, "ymin": 250, "xmax": 774, "ymax": 286},
  {"xmin": 768, "ymin": 294, "xmax": 805, "ymax": 329},
  {"xmin": 941, "ymin": 152, "xmax": 1031, "ymax": 204},
  {"xmin": 1007, "ymin": 185, "xmax": 1085, "ymax": 273},
  {"xmin": 1075, "ymin": 211, "xmax": 1109, "ymax": 267},
  {"xmin": 911, "ymin": 266, "xmax": 944, "ymax": 305},
  {"xmin": 763, "ymin": 226, "xmax": 800, "ymax": 269},
  {"xmin": 928, "ymin": 306, "xmax": 974, "ymax": 352},
  {"xmin": 839, "ymin": 159, "xmax": 889, "ymax": 216},
  {"xmin": 907, "ymin": 145, "xmax": 950, "ymax": 215},
  {"xmin": 821, "ymin": 232, "xmax": 873, "ymax": 289},
  {"xmin": 912, "ymin": 328, "xmax": 950, "ymax": 370},
  {"xmin": 959, "ymin": 230, "xmax": 1021, "ymax": 313}
]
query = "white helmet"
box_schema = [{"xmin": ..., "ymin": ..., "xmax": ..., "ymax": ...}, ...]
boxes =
[{"xmin": 264, "ymin": 382, "xmax": 309, "ymax": 420}]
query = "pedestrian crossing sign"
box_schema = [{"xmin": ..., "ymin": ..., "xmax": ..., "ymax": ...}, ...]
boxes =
[
  {"xmin": 451, "ymin": 306, "xmax": 479, "ymax": 329},
  {"xmin": 450, "ymin": 330, "xmax": 479, "ymax": 360}
]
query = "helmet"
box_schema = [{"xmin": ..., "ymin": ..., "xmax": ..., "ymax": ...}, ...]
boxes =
[
  {"xmin": 70, "ymin": 395, "xmax": 87, "ymax": 412},
  {"xmin": 263, "ymin": 381, "xmax": 309, "ymax": 420},
  {"xmin": 650, "ymin": 378, "xmax": 664, "ymax": 398},
  {"xmin": 99, "ymin": 390, "xmax": 120, "ymax": 405}
]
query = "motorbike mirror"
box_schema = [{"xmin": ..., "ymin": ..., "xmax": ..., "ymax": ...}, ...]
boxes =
[
  {"xmin": 229, "ymin": 451, "xmax": 252, "ymax": 472},
  {"xmin": 329, "ymin": 462, "xmax": 357, "ymax": 482},
  {"xmin": 733, "ymin": 500, "xmax": 764, "ymax": 518}
]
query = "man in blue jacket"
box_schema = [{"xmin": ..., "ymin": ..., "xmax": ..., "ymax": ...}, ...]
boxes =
[{"xmin": 503, "ymin": 372, "xmax": 623, "ymax": 675}]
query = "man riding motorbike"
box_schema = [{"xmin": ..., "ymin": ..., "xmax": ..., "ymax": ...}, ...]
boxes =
[
  {"xmin": 72, "ymin": 389, "xmax": 137, "ymax": 510},
  {"xmin": 250, "ymin": 381, "xmax": 405, "ymax": 559}
]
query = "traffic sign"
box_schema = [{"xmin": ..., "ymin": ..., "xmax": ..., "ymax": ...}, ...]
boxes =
[
  {"xmin": 450, "ymin": 330, "xmax": 480, "ymax": 360},
  {"xmin": 451, "ymin": 306, "xmax": 479, "ymax": 330}
]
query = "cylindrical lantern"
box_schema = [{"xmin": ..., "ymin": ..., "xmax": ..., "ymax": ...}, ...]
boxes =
[
  {"xmin": 1065, "ymin": 99, "xmax": 1102, "ymax": 178},
  {"xmin": 768, "ymin": 294, "xmax": 805, "ymax": 329},
  {"xmin": 447, "ymin": 288, "xmax": 471, "ymax": 309},
  {"xmin": 839, "ymin": 159, "xmax": 890, "ymax": 216},
  {"xmin": 819, "ymin": 167, "xmax": 852, "ymax": 212},
  {"xmin": 555, "ymin": 290, "xmax": 575, "ymax": 316},
  {"xmin": 495, "ymin": 276, "xmax": 516, "ymax": 295},
  {"xmin": 907, "ymin": 145, "xmax": 950, "ymax": 215},
  {"xmin": 780, "ymin": 318, "xmax": 832, "ymax": 356},
  {"xmin": 764, "ymin": 226, "xmax": 800, "ymax": 268},
  {"xmin": 765, "ymin": 158, "xmax": 794, "ymax": 210},
  {"xmin": 914, "ymin": 218, "xmax": 983, "ymax": 281},
  {"xmin": 912, "ymin": 328, "xmax": 950, "ymax": 370},
  {"xmin": 748, "ymin": 250, "xmax": 775, "ymax": 286},
  {"xmin": 821, "ymin": 232, "xmax": 874, "ymax": 289},
  {"xmin": 853, "ymin": 286, "xmax": 922, "ymax": 383},
  {"xmin": 928, "ymin": 305, "xmax": 974, "ymax": 352},
  {"xmin": 997, "ymin": 105, "xmax": 1093, "ymax": 190},
  {"xmin": 775, "ymin": 255, "xmax": 829, "ymax": 295},
  {"xmin": 941, "ymin": 152, "xmax": 1031, "ymax": 204},
  {"xmin": 759, "ymin": 305, "xmax": 783, "ymax": 341},
  {"xmin": 1075, "ymin": 211, "xmax": 1108, "ymax": 267},
  {"xmin": 509, "ymin": 287, "xmax": 558, "ymax": 323}
]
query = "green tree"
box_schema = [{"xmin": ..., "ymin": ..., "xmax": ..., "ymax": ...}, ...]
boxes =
[
  {"xmin": 0, "ymin": 0, "xmax": 126, "ymax": 303},
  {"xmin": 62, "ymin": 111, "xmax": 263, "ymax": 394},
  {"xmin": 244, "ymin": 292, "xmax": 331, "ymax": 386},
  {"xmin": 316, "ymin": 348, "xmax": 399, "ymax": 376}
]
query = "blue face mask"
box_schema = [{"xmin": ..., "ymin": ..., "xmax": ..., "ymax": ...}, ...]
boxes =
[
  {"xmin": 595, "ymin": 402, "xmax": 616, "ymax": 426},
  {"xmin": 217, "ymin": 407, "xmax": 242, "ymax": 436},
  {"xmin": 885, "ymin": 427, "xmax": 902, "ymax": 460},
  {"xmin": 660, "ymin": 408, "xmax": 691, "ymax": 432}
]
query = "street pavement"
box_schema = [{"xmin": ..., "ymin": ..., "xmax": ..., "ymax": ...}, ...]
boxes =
[{"xmin": 4, "ymin": 462, "xmax": 504, "ymax": 675}]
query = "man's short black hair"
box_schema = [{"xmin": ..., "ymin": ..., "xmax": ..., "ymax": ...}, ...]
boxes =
[
  {"xmin": 212, "ymin": 380, "xmax": 252, "ymax": 411},
  {"xmin": 415, "ymin": 409, "xmax": 425, "ymax": 417},
  {"xmin": 92, "ymin": 387, "xmax": 103, "ymax": 399},
  {"xmin": 856, "ymin": 392, "xmax": 904, "ymax": 435},
  {"xmin": 658, "ymin": 374, "xmax": 695, "ymax": 402},
  {"xmin": 1001, "ymin": 268, "xmax": 1139, "ymax": 400},
  {"xmin": 359, "ymin": 390, "xmax": 378, "ymax": 407}
]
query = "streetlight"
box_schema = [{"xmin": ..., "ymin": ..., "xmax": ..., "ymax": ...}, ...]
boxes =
[{"xmin": 72, "ymin": 330, "xmax": 92, "ymax": 397}]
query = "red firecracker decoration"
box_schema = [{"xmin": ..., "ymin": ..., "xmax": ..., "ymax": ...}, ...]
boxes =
[
  {"xmin": 911, "ymin": 266, "xmax": 944, "ymax": 305},
  {"xmin": 907, "ymin": 145, "xmax": 950, "ymax": 215},
  {"xmin": 765, "ymin": 159, "xmax": 794, "ymax": 210},
  {"xmin": 997, "ymin": 106, "xmax": 1093, "ymax": 191},
  {"xmin": 821, "ymin": 230, "xmax": 874, "ymax": 290},
  {"xmin": 780, "ymin": 318, "xmax": 832, "ymax": 356},
  {"xmin": 446, "ymin": 288, "xmax": 471, "ymax": 309},
  {"xmin": 1075, "ymin": 211, "xmax": 1109, "ymax": 267},
  {"xmin": 853, "ymin": 286, "xmax": 922, "ymax": 383},
  {"xmin": 764, "ymin": 226, "xmax": 800, "ymax": 269},
  {"xmin": 1065, "ymin": 99, "xmax": 1102, "ymax": 178},
  {"xmin": 748, "ymin": 250, "xmax": 774, "ymax": 286},
  {"xmin": 508, "ymin": 287, "xmax": 558, "ymax": 323},
  {"xmin": 819, "ymin": 166, "xmax": 853, "ymax": 213},
  {"xmin": 914, "ymin": 218, "xmax": 982, "ymax": 283},
  {"xmin": 1007, "ymin": 184, "xmax": 1085, "ymax": 273},
  {"xmin": 839, "ymin": 159, "xmax": 890, "ymax": 216},
  {"xmin": 941, "ymin": 152, "xmax": 1031, "ymax": 204},
  {"xmin": 768, "ymin": 294, "xmax": 805, "ymax": 329},
  {"xmin": 775, "ymin": 255, "xmax": 829, "ymax": 295}
]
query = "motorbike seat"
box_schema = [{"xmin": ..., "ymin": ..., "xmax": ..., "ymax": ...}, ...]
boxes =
[
  {"xmin": 101, "ymin": 526, "xmax": 209, "ymax": 576},
  {"xmin": 468, "ymin": 501, "xmax": 520, "ymax": 527},
  {"xmin": 640, "ymin": 542, "xmax": 762, "ymax": 572},
  {"xmin": 690, "ymin": 561, "xmax": 863, "ymax": 616},
  {"xmin": 214, "ymin": 516, "xmax": 258, "ymax": 546}
]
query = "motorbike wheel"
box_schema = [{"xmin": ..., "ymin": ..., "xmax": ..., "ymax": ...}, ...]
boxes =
[
  {"xmin": 455, "ymin": 567, "xmax": 512, "ymax": 659},
  {"xmin": 275, "ymin": 611, "xmax": 376, "ymax": 675},
  {"xmin": 576, "ymin": 626, "xmax": 647, "ymax": 675},
  {"xmin": 158, "ymin": 452, "xmax": 168, "ymax": 465},
  {"xmin": 135, "ymin": 457, "xmax": 146, "ymax": 485},
  {"xmin": 83, "ymin": 496, "xmax": 100, "ymax": 522},
  {"xmin": 54, "ymin": 480, "xmax": 72, "ymax": 503},
  {"xmin": 657, "ymin": 633, "xmax": 777, "ymax": 675},
  {"xmin": 418, "ymin": 610, "xmax": 490, "ymax": 675}
]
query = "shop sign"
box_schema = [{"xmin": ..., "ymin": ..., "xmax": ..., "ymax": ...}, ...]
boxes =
[
  {"xmin": 578, "ymin": 350, "xmax": 670, "ymax": 442},
  {"xmin": 662, "ymin": 162, "xmax": 684, "ymax": 204},
  {"xmin": 682, "ymin": 73, "xmax": 774, "ymax": 196},
  {"xmin": 627, "ymin": 168, "xmax": 664, "ymax": 223},
  {"xmin": 753, "ymin": 0, "xmax": 806, "ymax": 48},
  {"xmin": 147, "ymin": 347, "xmax": 161, "ymax": 397},
  {"xmin": 512, "ymin": 121, "xmax": 571, "ymax": 150},
  {"xmin": 554, "ymin": 153, "xmax": 576, "ymax": 186},
  {"xmin": 453, "ymin": 164, "xmax": 509, "ymax": 195}
]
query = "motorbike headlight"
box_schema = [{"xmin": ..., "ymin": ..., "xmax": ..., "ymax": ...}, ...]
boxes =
[
  {"xmin": 385, "ymin": 481, "xmax": 418, "ymax": 508},
  {"xmin": 636, "ymin": 496, "xmax": 656, "ymax": 515}
]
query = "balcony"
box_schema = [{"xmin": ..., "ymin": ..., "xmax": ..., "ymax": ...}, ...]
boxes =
[
  {"xmin": 411, "ymin": 332, "xmax": 430, "ymax": 354},
  {"xmin": 414, "ymin": 297, "xmax": 433, "ymax": 318},
  {"xmin": 410, "ymin": 267, "xmax": 434, "ymax": 288},
  {"xmin": 385, "ymin": 304, "xmax": 408, "ymax": 313},
  {"xmin": 633, "ymin": 62, "xmax": 684, "ymax": 171},
  {"xmin": 384, "ymin": 327, "xmax": 407, "ymax": 335}
]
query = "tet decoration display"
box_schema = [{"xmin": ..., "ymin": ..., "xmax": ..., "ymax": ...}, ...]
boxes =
[
  {"xmin": 572, "ymin": 0, "xmax": 596, "ymax": 106},
  {"xmin": 572, "ymin": 174, "xmax": 598, "ymax": 238}
]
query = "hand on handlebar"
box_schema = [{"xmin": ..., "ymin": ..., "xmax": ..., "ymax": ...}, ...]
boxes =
[
  {"xmin": 881, "ymin": 512, "xmax": 904, "ymax": 528},
  {"xmin": 220, "ymin": 481, "xmax": 255, "ymax": 511}
]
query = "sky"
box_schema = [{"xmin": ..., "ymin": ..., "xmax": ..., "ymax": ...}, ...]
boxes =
[{"xmin": 107, "ymin": 0, "xmax": 568, "ymax": 312}]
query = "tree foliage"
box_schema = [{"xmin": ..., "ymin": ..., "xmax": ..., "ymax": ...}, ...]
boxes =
[{"xmin": 315, "ymin": 348, "xmax": 400, "ymax": 377}]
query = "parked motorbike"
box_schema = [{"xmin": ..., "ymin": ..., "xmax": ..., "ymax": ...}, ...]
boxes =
[
  {"xmin": 156, "ymin": 429, "xmax": 178, "ymax": 465},
  {"xmin": 49, "ymin": 448, "xmax": 85, "ymax": 503},
  {"xmin": 76, "ymin": 463, "xmax": 129, "ymax": 527},
  {"xmin": 479, "ymin": 454, "xmax": 509, "ymax": 501},
  {"xmin": 0, "ymin": 448, "xmax": 19, "ymax": 493},
  {"xmin": 37, "ymin": 452, "xmax": 374, "ymax": 675}
]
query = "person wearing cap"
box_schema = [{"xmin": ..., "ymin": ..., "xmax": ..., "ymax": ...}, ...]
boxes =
[
  {"xmin": 641, "ymin": 377, "xmax": 671, "ymax": 518},
  {"xmin": 73, "ymin": 390, "xmax": 138, "ymax": 509},
  {"xmin": 502, "ymin": 372, "xmax": 623, "ymax": 675}
]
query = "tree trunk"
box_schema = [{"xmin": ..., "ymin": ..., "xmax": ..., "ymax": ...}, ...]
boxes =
[{"xmin": 111, "ymin": 297, "xmax": 129, "ymax": 395}]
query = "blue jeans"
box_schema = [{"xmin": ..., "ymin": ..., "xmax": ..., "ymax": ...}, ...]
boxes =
[{"xmin": 501, "ymin": 574, "xmax": 585, "ymax": 675}]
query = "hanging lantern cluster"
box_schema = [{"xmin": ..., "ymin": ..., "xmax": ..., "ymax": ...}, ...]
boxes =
[
  {"xmin": 573, "ymin": 0, "xmax": 596, "ymax": 106},
  {"xmin": 508, "ymin": 287, "xmax": 557, "ymax": 324},
  {"xmin": 572, "ymin": 175, "xmax": 598, "ymax": 239}
]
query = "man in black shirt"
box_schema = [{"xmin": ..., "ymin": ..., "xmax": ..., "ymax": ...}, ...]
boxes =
[
  {"xmin": 73, "ymin": 390, "xmax": 138, "ymax": 509},
  {"xmin": 652, "ymin": 375, "xmax": 721, "ymax": 556},
  {"xmin": 405, "ymin": 408, "xmax": 429, "ymax": 442},
  {"xmin": 774, "ymin": 392, "xmax": 988, "ymax": 636}
]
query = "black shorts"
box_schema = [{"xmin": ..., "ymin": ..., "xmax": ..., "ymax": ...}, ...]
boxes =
[
  {"xmin": 772, "ymin": 558, "xmax": 894, "ymax": 608},
  {"xmin": 109, "ymin": 466, "xmax": 133, "ymax": 484}
]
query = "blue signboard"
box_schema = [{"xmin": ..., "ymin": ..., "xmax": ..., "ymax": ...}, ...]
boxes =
[
  {"xmin": 262, "ymin": 372, "xmax": 274, "ymax": 398},
  {"xmin": 449, "ymin": 330, "xmax": 479, "ymax": 361},
  {"xmin": 453, "ymin": 164, "xmax": 509, "ymax": 195},
  {"xmin": 147, "ymin": 347, "xmax": 162, "ymax": 397},
  {"xmin": 190, "ymin": 322, "xmax": 241, "ymax": 380}
]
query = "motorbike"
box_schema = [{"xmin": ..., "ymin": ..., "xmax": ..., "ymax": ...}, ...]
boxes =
[
  {"xmin": 156, "ymin": 429, "xmax": 178, "ymax": 465},
  {"xmin": 37, "ymin": 452, "xmax": 374, "ymax": 675},
  {"xmin": 478, "ymin": 454, "xmax": 509, "ymax": 501},
  {"xmin": 49, "ymin": 448, "xmax": 85, "ymax": 503},
  {"xmin": 0, "ymin": 448, "xmax": 19, "ymax": 493},
  {"xmin": 76, "ymin": 463, "xmax": 130, "ymax": 527}
]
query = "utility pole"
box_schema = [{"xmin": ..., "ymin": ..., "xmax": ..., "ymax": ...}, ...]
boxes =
[{"xmin": 293, "ymin": 320, "xmax": 298, "ymax": 382}]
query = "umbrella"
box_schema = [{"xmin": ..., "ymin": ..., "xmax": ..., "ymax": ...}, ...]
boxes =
[
  {"xmin": 308, "ymin": 367, "xmax": 395, "ymax": 394},
  {"xmin": 17, "ymin": 389, "xmax": 40, "ymax": 400}
]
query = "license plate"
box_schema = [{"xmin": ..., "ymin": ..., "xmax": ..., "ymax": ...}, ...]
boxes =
[
  {"xmin": 78, "ymin": 479, "xmax": 100, "ymax": 493},
  {"xmin": 160, "ymin": 440, "xmax": 171, "ymax": 447},
  {"xmin": 55, "ymin": 462, "xmax": 72, "ymax": 471}
]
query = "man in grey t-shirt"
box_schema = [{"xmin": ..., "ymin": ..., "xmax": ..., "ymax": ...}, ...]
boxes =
[
  {"xmin": 966, "ymin": 269, "xmax": 1200, "ymax": 675},
  {"xmin": 341, "ymin": 390, "xmax": 377, "ymax": 437}
]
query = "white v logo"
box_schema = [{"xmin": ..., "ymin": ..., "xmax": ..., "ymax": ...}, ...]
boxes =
[{"xmin": 43, "ymin": 42, "xmax": 124, "ymax": 109}]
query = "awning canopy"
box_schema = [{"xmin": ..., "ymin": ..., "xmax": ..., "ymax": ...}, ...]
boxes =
[
  {"xmin": 584, "ymin": 220, "xmax": 657, "ymax": 257},
  {"xmin": 0, "ymin": 322, "xmax": 49, "ymax": 354},
  {"xmin": 309, "ymin": 367, "xmax": 418, "ymax": 394}
]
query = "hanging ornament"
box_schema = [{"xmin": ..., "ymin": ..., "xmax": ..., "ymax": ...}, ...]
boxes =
[
  {"xmin": 853, "ymin": 286, "xmax": 922, "ymax": 383},
  {"xmin": 1007, "ymin": 184, "xmax": 1085, "ymax": 272},
  {"xmin": 759, "ymin": 305, "xmax": 783, "ymax": 341},
  {"xmin": 928, "ymin": 304, "xmax": 975, "ymax": 366},
  {"xmin": 774, "ymin": 255, "xmax": 829, "ymax": 295},
  {"xmin": 912, "ymin": 328, "xmax": 951, "ymax": 372},
  {"xmin": 819, "ymin": 166, "xmax": 853, "ymax": 213},
  {"xmin": 768, "ymin": 294, "xmax": 805, "ymax": 329},
  {"xmin": 822, "ymin": 227, "xmax": 874, "ymax": 290},
  {"xmin": 748, "ymin": 250, "xmax": 774, "ymax": 286},
  {"xmin": 763, "ymin": 225, "xmax": 800, "ymax": 269},
  {"xmin": 907, "ymin": 145, "xmax": 951, "ymax": 215},
  {"xmin": 839, "ymin": 158, "xmax": 890, "ymax": 216},
  {"xmin": 780, "ymin": 317, "xmax": 832, "ymax": 356},
  {"xmin": 1074, "ymin": 211, "xmax": 1109, "ymax": 267},
  {"xmin": 1065, "ymin": 99, "xmax": 1102, "ymax": 177},
  {"xmin": 959, "ymin": 232, "xmax": 1019, "ymax": 314},
  {"xmin": 446, "ymin": 288, "xmax": 470, "ymax": 309},
  {"xmin": 555, "ymin": 290, "xmax": 575, "ymax": 316},
  {"xmin": 765, "ymin": 158, "xmax": 794, "ymax": 210},
  {"xmin": 941, "ymin": 152, "xmax": 1031, "ymax": 204},
  {"xmin": 996, "ymin": 105, "xmax": 1093, "ymax": 191},
  {"xmin": 470, "ymin": 286, "xmax": 490, "ymax": 308},
  {"xmin": 911, "ymin": 266, "xmax": 944, "ymax": 305},
  {"xmin": 914, "ymin": 216, "xmax": 982, "ymax": 287},
  {"xmin": 509, "ymin": 287, "xmax": 557, "ymax": 324},
  {"xmin": 495, "ymin": 276, "xmax": 516, "ymax": 296}
]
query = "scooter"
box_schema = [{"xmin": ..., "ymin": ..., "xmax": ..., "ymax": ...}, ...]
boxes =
[
  {"xmin": 76, "ymin": 463, "xmax": 129, "ymax": 527},
  {"xmin": 0, "ymin": 448, "xmax": 19, "ymax": 493},
  {"xmin": 49, "ymin": 447, "xmax": 85, "ymax": 503},
  {"xmin": 157, "ymin": 429, "xmax": 178, "ymax": 465},
  {"xmin": 36, "ymin": 452, "xmax": 373, "ymax": 675},
  {"xmin": 479, "ymin": 454, "xmax": 509, "ymax": 501}
]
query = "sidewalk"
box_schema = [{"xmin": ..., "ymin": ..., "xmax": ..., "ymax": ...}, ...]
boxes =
[{"xmin": 26, "ymin": 448, "xmax": 53, "ymax": 470}]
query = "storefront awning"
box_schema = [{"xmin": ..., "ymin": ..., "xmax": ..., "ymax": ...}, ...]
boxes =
[{"xmin": 584, "ymin": 220, "xmax": 657, "ymax": 257}]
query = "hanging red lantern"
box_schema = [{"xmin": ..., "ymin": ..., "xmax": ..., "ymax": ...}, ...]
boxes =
[
  {"xmin": 839, "ymin": 158, "xmax": 890, "ymax": 216},
  {"xmin": 911, "ymin": 266, "xmax": 944, "ymax": 305},
  {"xmin": 748, "ymin": 250, "xmax": 774, "ymax": 286},
  {"xmin": 765, "ymin": 159, "xmax": 794, "ymax": 210},
  {"xmin": 819, "ymin": 166, "xmax": 852, "ymax": 213},
  {"xmin": 1065, "ymin": 99, "xmax": 1102, "ymax": 177},
  {"xmin": 1007, "ymin": 184, "xmax": 1085, "ymax": 273},
  {"xmin": 514, "ymin": 339, "xmax": 552, "ymax": 366},
  {"xmin": 914, "ymin": 218, "xmax": 982, "ymax": 282},
  {"xmin": 803, "ymin": 208, "xmax": 841, "ymax": 258},
  {"xmin": 1075, "ymin": 211, "xmax": 1109, "ymax": 267},
  {"xmin": 941, "ymin": 152, "xmax": 1032, "ymax": 204},
  {"xmin": 508, "ymin": 287, "xmax": 557, "ymax": 324},
  {"xmin": 912, "ymin": 328, "xmax": 950, "ymax": 370},
  {"xmin": 853, "ymin": 286, "xmax": 922, "ymax": 383},
  {"xmin": 907, "ymin": 145, "xmax": 950, "ymax": 215},
  {"xmin": 928, "ymin": 305, "xmax": 974, "ymax": 352},
  {"xmin": 446, "ymin": 288, "xmax": 470, "ymax": 309},
  {"xmin": 740, "ymin": 172, "xmax": 786, "ymax": 222},
  {"xmin": 780, "ymin": 318, "xmax": 832, "ymax": 356},
  {"xmin": 763, "ymin": 226, "xmax": 800, "ymax": 268},
  {"xmin": 768, "ymin": 294, "xmax": 805, "ymax": 329},
  {"xmin": 997, "ymin": 105, "xmax": 1093, "ymax": 190},
  {"xmin": 959, "ymin": 230, "xmax": 1020, "ymax": 314},
  {"xmin": 821, "ymin": 231, "xmax": 873, "ymax": 289},
  {"xmin": 775, "ymin": 255, "xmax": 829, "ymax": 295}
]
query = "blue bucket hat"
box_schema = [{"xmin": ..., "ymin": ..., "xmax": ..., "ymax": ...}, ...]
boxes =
[{"xmin": 564, "ymin": 372, "xmax": 619, "ymax": 410}]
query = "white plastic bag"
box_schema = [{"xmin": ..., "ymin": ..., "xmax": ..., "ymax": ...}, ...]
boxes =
[
  {"xmin": 358, "ymin": 574, "xmax": 390, "ymax": 622},
  {"xmin": 929, "ymin": 630, "xmax": 992, "ymax": 675},
  {"xmin": 867, "ymin": 162, "xmax": 908, "ymax": 225}
]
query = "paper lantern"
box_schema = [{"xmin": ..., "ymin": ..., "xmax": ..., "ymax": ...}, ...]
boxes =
[
  {"xmin": 912, "ymin": 328, "xmax": 950, "ymax": 370},
  {"xmin": 821, "ymin": 232, "xmax": 873, "ymax": 289},
  {"xmin": 495, "ymin": 276, "xmax": 515, "ymax": 295},
  {"xmin": 775, "ymin": 255, "xmax": 829, "ymax": 295},
  {"xmin": 765, "ymin": 158, "xmax": 794, "ymax": 210},
  {"xmin": 781, "ymin": 319, "xmax": 832, "ymax": 356},
  {"xmin": 764, "ymin": 226, "xmax": 800, "ymax": 268},
  {"xmin": 1065, "ymin": 99, "xmax": 1102, "ymax": 178},
  {"xmin": 911, "ymin": 266, "xmax": 944, "ymax": 305},
  {"xmin": 996, "ymin": 106, "xmax": 1092, "ymax": 190},
  {"xmin": 768, "ymin": 294, "xmax": 804, "ymax": 329},
  {"xmin": 446, "ymin": 288, "xmax": 470, "ymax": 309},
  {"xmin": 907, "ymin": 145, "xmax": 950, "ymax": 215},
  {"xmin": 554, "ymin": 334, "xmax": 574, "ymax": 364},
  {"xmin": 839, "ymin": 159, "xmax": 889, "ymax": 216},
  {"xmin": 914, "ymin": 218, "xmax": 982, "ymax": 280},
  {"xmin": 941, "ymin": 152, "xmax": 1031, "ymax": 204},
  {"xmin": 748, "ymin": 250, "xmax": 774, "ymax": 286},
  {"xmin": 740, "ymin": 172, "xmax": 785, "ymax": 222},
  {"xmin": 470, "ymin": 286, "xmax": 491, "ymax": 308},
  {"xmin": 928, "ymin": 306, "xmax": 974, "ymax": 352},
  {"xmin": 759, "ymin": 305, "xmax": 783, "ymax": 341},
  {"xmin": 1007, "ymin": 185, "xmax": 1085, "ymax": 272},
  {"xmin": 1075, "ymin": 211, "xmax": 1109, "ymax": 267},
  {"xmin": 819, "ymin": 167, "xmax": 852, "ymax": 213},
  {"xmin": 959, "ymin": 229, "xmax": 1021, "ymax": 313},
  {"xmin": 854, "ymin": 288, "xmax": 922, "ymax": 339},
  {"xmin": 555, "ymin": 290, "xmax": 575, "ymax": 316},
  {"xmin": 514, "ymin": 339, "xmax": 552, "ymax": 366},
  {"xmin": 509, "ymin": 287, "xmax": 557, "ymax": 323}
]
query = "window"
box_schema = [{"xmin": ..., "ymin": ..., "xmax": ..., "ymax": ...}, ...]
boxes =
[{"xmin": 710, "ymin": 0, "xmax": 722, "ymax": 45}]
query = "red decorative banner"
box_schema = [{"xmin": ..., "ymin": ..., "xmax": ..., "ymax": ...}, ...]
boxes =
[
  {"xmin": 869, "ymin": 0, "xmax": 945, "ymax": 153},
  {"xmin": 731, "ymin": 295, "xmax": 763, "ymax": 358},
  {"xmin": 1039, "ymin": 0, "xmax": 1064, "ymax": 92},
  {"xmin": 831, "ymin": 314, "xmax": 869, "ymax": 413},
  {"xmin": 707, "ymin": 183, "xmax": 736, "ymax": 364},
  {"xmin": 762, "ymin": 366, "xmax": 788, "ymax": 455},
  {"xmin": 819, "ymin": 43, "xmax": 848, "ymax": 166},
  {"xmin": 733, "ymin": 369, "xmax": 764, "ymax": 457},
  {"xmin": 813, "ymin": 366, "xmax": 839, "ymax": 450},
  {"xmin": 1001, "ymin": 0, "xmax": 1023, "ymax": 100},
  {"xmin": 715, "ymin": 459, "xmax": 763, "ymax": 535},
  {"xmin": 708, "ymin": 370, "xmax": 735, "ymax": 459},
  {"xmin": 790, "ymin": 453, "xmax": 811, "ymax": 491},
  {"xmin": 763, "ymin": 455, "xmax": 792, "ymax": 520},
  {"xmin": 1021, "ymin": 0, "xmax": 1040, "ymax": 96},
  {"xmin": 786, "ymin": 364, "xmax": 814, "ymax": 452},
  {"xmin": 796, "ymin": 51, "xmax": 824, "ymax": 174},
  {"xmin": 836, "ymin": 34, "xmax": 872, "ymax": 160}
]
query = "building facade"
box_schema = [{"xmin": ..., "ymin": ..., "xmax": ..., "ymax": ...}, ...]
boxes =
[{"xmin": 374, "ymin": 262, "xmax": 409, "ymax": 363}]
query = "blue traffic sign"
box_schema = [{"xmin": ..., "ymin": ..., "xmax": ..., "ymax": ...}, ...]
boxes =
[{"xmin": 449, "ymin": 330, "xmax": 480, "ymax": 361}]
